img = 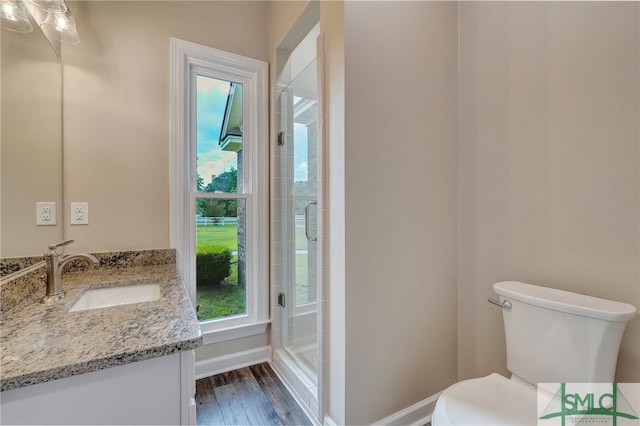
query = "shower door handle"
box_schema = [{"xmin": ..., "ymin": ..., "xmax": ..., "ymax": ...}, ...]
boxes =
[{"xmin": 304, "ymin": 200, "xmax": 317, "ymax": 242}]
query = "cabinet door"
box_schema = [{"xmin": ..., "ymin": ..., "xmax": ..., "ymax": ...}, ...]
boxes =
[{"xmin": 1, "ymin": 353, "xmax": 182, "ymax": 425}]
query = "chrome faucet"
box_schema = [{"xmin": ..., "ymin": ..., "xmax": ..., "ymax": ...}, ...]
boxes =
[{"xmin": 42, "ymin": 240, "xmax": 98, "ymax": 303}]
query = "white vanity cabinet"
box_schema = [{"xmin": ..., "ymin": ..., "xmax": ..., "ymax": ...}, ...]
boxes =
[
  {"xmin": 1, "ymin": 350, "xmax": 196, "ymax": 425},
  {"xmin": 1, "ymin": 263, "xmax": 201, "ymax": 425}
]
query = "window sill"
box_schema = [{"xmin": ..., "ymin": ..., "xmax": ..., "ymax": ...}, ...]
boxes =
[{"xmin": 201, "ymin": 319, "xmax": 271, "ymax": 345}]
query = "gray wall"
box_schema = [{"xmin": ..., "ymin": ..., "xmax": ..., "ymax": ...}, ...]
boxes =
[
  {"xmin": 458, "ymin": 1, "xmax": 640, "ymax": 382},
  {"xmin": 343, "ymin": 2, "xmax": 459, "ymax": 423}
]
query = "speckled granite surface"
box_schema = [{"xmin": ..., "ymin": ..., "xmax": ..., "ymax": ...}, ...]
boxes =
[
  {"xmin": 0, "ymin": 249, "xmax": 176, "ymax": 315},
  {"xmin": 0, "ymin": 256, "xmax": 43, "ymax": 277},
  {"xmin": 0, "ymin": 263, "xmax": 202, "ymax": 392},
  {"xmin": 0, "ymin": 263, "xmax": 46, "ymax": 314}
]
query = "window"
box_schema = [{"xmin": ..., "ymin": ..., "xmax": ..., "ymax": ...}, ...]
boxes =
[{"xmin": 170, "ymin": 38, "xmax": 268, "ymax": 342}]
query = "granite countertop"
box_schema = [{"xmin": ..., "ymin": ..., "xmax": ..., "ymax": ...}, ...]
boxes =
[{"xmin": 0, "ymin": 264, "xmax": 202, "ymax": 392}]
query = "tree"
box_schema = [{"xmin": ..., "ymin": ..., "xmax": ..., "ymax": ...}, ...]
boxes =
[
  {"xmin": 205, "ymin": 168, "xmax": 237, "ymax": 193},
  {"xmin": 195, "ymin": 168, "xmax": 238, "ymax": 218},
  {"xmin": 200, "ymin": 199, "xmax": 226, "ymax": 218}
]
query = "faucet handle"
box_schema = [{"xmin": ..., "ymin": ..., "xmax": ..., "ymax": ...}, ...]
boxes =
[{"xmin": 47, "ymin": 239, "xmax": 75, "ymax": 252}]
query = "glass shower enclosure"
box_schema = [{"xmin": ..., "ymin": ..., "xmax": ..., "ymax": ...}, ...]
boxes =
[
  {"xmin": 274, "ymin": 57, "xmax": 320, "ymax": 390},
  {"xmin": 279, "ymin": 57, "xmax": 318, "ymax": 378}
]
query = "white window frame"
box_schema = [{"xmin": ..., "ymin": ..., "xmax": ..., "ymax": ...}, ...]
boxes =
[{"xmin": 170, "ymin": 38, "xmax": 269, "ymax": 342}]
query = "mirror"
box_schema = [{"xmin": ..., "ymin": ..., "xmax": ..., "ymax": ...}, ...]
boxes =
[{"xmin": 1, "ymin": 13, "xmax": 63, "ymax": 258}]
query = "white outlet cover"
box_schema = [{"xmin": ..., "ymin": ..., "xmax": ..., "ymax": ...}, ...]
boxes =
[
  {"xmin": 36, "ymin": 202, "xmax": 57, "ymax": 226},
  {"xmin": 70, "ymin": 202, "xmax": 89, "ymax": 225}
]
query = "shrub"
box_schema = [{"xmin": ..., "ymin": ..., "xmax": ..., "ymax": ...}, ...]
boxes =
[{"xmin": 196, "ymin": 244, "xmax": 232, "ymax": 286}]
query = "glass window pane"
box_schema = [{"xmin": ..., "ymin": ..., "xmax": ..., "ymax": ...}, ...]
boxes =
[
  {"xmin": 195, "ymin": 198, "xmax": 246, "ymax": 321},
  {"xmin": 196, "ymin": 75, "xmax": 242, "ymax": 193},
  {"xmin": 292, "ymin": 113, "xmax": 317, "ymax": 198}
]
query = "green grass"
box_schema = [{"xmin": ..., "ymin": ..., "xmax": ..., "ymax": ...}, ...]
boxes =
[
  {"xmin": 196, "ymin": 224, "xmax": 238, "ymax": 250},
  {"xmin": 197, "ymin": 282, "xmax": 245, "ymax": 320},
  {"xmin": 196, "ymin": 258, "xmax": 242, "ymax": 320},
  {"xmin": 196, "ymin": 224, "xmax": 243, "ymax": 321}
]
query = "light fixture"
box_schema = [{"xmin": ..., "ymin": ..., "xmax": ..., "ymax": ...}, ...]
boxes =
[
  {"xmin": 40, "ymin": 6, "xmax": 78, "ymax": 44},
  {"xmin": 1, "ymin": 0, "xmax": 33, "ymax": 33},
  {"xmin": 24, "ymin": 0, "xmax": 65, "ymax": 13}
]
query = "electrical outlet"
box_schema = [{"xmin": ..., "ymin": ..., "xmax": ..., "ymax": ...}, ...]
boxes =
[
  {"xmin": 36, "ymin": 202, "xmax": 57, "ymax": 226},
  {"xmin": 70, "ymin": 202, "xmax": 89, "ymax": 225}
]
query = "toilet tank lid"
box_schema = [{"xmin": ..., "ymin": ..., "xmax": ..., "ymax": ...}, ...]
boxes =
[{"xmin": 493, "ymin": 281, "xmax": 637, "ymax": 322}]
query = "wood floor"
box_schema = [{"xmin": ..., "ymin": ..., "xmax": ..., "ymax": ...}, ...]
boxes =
[{"xmin": 195, "ymin": 363, "xmax": 312, "ymax": 426}]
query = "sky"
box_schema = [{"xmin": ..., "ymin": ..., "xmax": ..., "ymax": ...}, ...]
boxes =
[
  {"xmin": 196, "ymin": 75, "xmax": 310, "ymax": 187},
  {"xmin": 196, "ymin": 75, "xmax": 237, "ymax": 187}
]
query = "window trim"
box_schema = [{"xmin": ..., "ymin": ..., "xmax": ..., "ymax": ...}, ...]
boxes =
[{"xmin": 170, "ymin": 38, "xmax": 269, "ymax": 340}]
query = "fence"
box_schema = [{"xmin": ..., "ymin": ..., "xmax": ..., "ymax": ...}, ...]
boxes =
[{"xmin": 196, "ymin": 216, "xmax": 238, "ymax": 226}]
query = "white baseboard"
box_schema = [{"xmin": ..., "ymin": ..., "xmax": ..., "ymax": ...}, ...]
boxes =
[
  {"xmin": 374, "ymin": 392, "xmax": 441, "ymax": 426},
  {"xmin": 195, "ymin": 345, "xmax": 272, "ymax": 379}
]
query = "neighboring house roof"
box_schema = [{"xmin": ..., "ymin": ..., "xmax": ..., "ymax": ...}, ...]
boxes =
[{"xmin": 219, "ymin": 82, "xmax": 243, "ymax": 152}]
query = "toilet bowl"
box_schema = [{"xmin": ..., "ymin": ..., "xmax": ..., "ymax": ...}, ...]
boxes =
[
  {"xmin": 432, "ymin": 281, "xmax": 637, "ymax": 426},
  {"xmin": 432, "ymin": 373, "xmax": 537, "ymax": 425}
]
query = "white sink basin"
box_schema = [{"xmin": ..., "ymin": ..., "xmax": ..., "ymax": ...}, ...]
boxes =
[{"xmin": 69, "ymin": 284, "xmax": 161, "ymax": 312}]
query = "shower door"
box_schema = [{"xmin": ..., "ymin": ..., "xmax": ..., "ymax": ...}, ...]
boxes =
[{"xmin": 277, "ymin": 59, "xmax": 319, "ymax": 381}]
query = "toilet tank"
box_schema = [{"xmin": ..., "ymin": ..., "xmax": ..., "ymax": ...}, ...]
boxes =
[{"xmin": 493, "ymin": 281, "xmax": 636, "ymax": 385}]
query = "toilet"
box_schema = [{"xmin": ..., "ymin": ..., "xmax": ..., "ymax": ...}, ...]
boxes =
[{"xmin": 432, "ymin": 281, "xmax": 637, "ymax": 425}]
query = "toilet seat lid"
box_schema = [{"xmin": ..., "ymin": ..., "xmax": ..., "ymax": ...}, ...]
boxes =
[{"xmin": 433, "ymin": 373, "xmax": 538, "ymax": 426}]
